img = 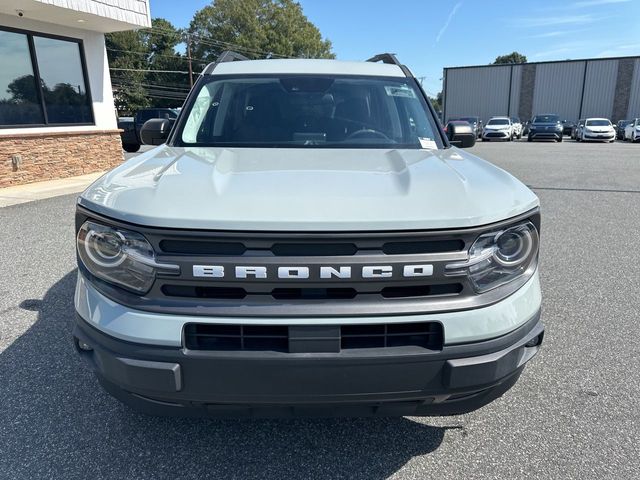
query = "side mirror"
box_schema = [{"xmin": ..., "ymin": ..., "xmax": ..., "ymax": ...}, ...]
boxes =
[
  {"xmin": 447, "ymin": 122, "xmax": 476, "ymax": 148},
  {"xmin": 140, "ymin": 118, "xmax": 174, "ymax": 146}
]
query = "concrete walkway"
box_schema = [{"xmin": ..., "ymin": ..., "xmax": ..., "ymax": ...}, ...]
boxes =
[{"xmin": 0, "ymin": 172, "xmax": 104, "ymax": 208}]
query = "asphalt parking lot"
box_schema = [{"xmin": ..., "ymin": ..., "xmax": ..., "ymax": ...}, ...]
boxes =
[{"xmin": 1, "ymin": 139, "xmax": 639, "ymax": 479}]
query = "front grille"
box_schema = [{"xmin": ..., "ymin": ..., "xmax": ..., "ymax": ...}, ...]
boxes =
[
  {"xmin": 159, "ymin": 238, "xmax": 463, "ymax": 257},
  {"xmin": 77, "ymin": 206, "xmax": 540, "ymax": 317},
  {"xmin": 184, "ymin": 324, "xmax": 289, "ymax": 352},
  {"xmin": 341, "ymin": 322, "xmax": 443, "ymax": 349},
  {"xmin": 162, "ymin": 283, "xmax": 463, "ymax": 301},
  {"xmin": 184, "ymin": 322, "xmax": 444, "ymax": 352}
]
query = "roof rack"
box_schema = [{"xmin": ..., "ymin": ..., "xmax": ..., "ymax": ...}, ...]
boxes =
[
  {"xmin": 203, "ymin": 50, "xmax": 249, "ymax": 75},
  {"xmin": 366, "ymin": 53, "xmax": 413, "ymax": 78},
  {"xmin": 366, "ymin": 53, "xmax": 402, "ymax": 66}
]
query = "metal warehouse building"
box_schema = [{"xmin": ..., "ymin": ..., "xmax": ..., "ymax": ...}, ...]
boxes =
[{"xmin": 442, "ymin": 55, "xmax": 640, "ymax": 124}]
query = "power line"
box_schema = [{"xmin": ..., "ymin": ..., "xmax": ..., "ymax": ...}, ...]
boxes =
[
  {"xmin": 111, "ymin": 81, "xmax": 190, "ymax": 92},
  {"xmin": 140, "ymin": 26, "xmax": 289, "ymax": 60},
  {"xmin": 109, "ymin": 67, "xmax": 194, "ymax": 74},
  {"xmin": 106, "ymin": 47, "xmax": 209, "ymax": 64}
]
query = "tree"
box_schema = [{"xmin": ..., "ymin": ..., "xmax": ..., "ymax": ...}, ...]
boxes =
[
  {"xmin": 188, "ymin": 0, "xmax": 334, "ymax": 61},
  {"xmin": 106, "ymin": 18, "xmax": 187, "ymax": 113},
  {"xmin": 106, "ymin": 28, "xmax": 149, "ymax": 114},
  {"xmin": 493, "ymin": 52, "xmax": 527, "ymax": 65},
  {"xmin": 429, "ymin": 91, "xmax": 443, "ymax": 112}
]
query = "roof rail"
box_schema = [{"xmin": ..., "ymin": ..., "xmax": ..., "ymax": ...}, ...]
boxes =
[
  {"xmin": 366, "ymin": 53, "xmax": 413, "ymax": 78},
  {"xmin": 203, "ymin": 50, "xmax": 249, "ymax": 75},
  {"xmin": 366, "ymin": 53, "xmax": 402, "ymax": 66}
]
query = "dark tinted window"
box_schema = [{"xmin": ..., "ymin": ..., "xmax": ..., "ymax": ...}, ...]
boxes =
[
  {"xmin": 0, "ymin": 30, "xmax": 44, "ymax": 126},
  {"xmin": 487, "ymin": 118, "xmax": 509, "ymax": 125},
  {"xmin": 33, "ymin": 36, "xmax": 92, "ymax": 124},
  {"xmin": 180, "ymin": 76, "xmax": 442, "ymax": 149},
  {"xmin": 532, "ymin": 115, "xmax": 560, "ymax": 123},
  {"xmin": 137, "ymin": 109, "xmax": 178, "ymax": 123},
  {"xmin": 585, "ymin": 119, "xmax": 611, "ymax": 126}
]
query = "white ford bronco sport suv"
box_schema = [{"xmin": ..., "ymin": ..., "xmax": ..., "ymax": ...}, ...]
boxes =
[{"xmin": 74, "ymin": 53, "xmax": 543, "ymax": 417}]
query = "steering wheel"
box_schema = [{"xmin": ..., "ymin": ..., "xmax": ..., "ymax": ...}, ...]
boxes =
[{"xmin": 345, "ymin": 129, "xmax": 391, "ymax": 141}]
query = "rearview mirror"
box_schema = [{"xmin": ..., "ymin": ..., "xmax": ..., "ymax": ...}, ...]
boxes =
[
  {"xmin": 446, "ymin": 122, "xmax": 476, "ymax": 148},
  {"xmin": 140, "ymin": 118, "xmax": 175, "ymax": 146}
]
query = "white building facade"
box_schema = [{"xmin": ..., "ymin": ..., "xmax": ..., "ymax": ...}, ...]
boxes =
[{"xmin": 0, "ymin": 0, "xmax": 151, "ymax": 187}]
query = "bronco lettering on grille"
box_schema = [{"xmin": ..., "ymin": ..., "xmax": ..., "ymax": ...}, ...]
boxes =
[{"xmin": 192, "ymin": 264, "xmax": 434, "ymax": 280}]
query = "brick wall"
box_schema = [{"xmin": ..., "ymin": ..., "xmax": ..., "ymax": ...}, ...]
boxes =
[{"xmin": 0, "ymin": 130, "xmax": 124, "ymax": 188}]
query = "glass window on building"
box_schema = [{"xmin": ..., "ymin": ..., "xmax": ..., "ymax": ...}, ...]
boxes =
[
  {"xmin": 0, "ymin": 30, "xmax": 45, "ymax": 126},
  {"xmin": 0, "ymin": 27, "xmax": 93, "ymax": 128},
  {"xmin": 33, "ymin": 36, "xmax": 92, "ymax": 125}
]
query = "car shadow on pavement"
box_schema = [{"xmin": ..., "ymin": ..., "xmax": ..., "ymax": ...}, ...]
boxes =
[{"xmin": 0, "ymin": 271, "xmax": 451, "ymax": 480}]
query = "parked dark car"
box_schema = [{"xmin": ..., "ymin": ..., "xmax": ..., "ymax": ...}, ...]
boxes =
[
  {"xmin": 527, "ymin": 114, "xmax": 563, "ymax": 142},
  {"xmin": 118, "ymin": 108, "xmax": 179, "ymax": 152},
  {"xmin": 561, "ymin": 120, "xmax": 576, "ymax": 136},
  {"xmin": 615, "ymin": 120, "xmax": 631, "ymax": 140},
  {"xmin": 448, "ymin": 116, "xmax": 483, "ymax": 138}
]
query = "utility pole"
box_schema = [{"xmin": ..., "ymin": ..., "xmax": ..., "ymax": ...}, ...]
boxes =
[{"xmin": 186, "ymin": 33, "xmax": 193, "ymax": 87}]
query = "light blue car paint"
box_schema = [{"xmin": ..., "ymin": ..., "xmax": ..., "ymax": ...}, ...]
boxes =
[
  {"xmin": 75, "ymin": 270, "xmax": 541, "ymax": 347},
  {"xmin": 79, "ymin": 145, "xmax": 538, "ymax": 231}
]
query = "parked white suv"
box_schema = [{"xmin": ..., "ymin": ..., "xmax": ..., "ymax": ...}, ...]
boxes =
[
  {"xmin": 579, "ymin": 118, "xmax": 615, "ymax": 142},
  {"xmin": 482, "ymin": 117, "xmax": 514, "ymax": 141},
  {"xmin": 510, "ymin": 117, "xmax": 523, "ymax": 139},
  {"xmin": 624, "ymin": 118, "xmax": 640, "ymax": 142}
]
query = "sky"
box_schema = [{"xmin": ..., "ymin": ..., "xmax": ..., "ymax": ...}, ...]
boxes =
[{"xmin": 150, "ymin": 0, "xmax": 640, "ymax": 96}]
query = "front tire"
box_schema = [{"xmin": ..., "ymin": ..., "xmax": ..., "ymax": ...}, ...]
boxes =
[
  {"xmin": 123, "ymin": 143, "xmax": 140, "ymax": 153},
  {"xmin": 527, "ymin": 135, "xmax": 532, "ymax": 142},
  {"xmin": 557, "ymin": 135, "xmax": 563, "ymax": 142}
]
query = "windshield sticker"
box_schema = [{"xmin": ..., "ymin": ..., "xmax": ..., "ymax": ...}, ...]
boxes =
[
  {"xmin": 385, "ymin": 85, "xmax": 417, "ymax": 98},
  {"xmin": 419, "ymin": 137, "xmax": 437, "ymax": 149}
]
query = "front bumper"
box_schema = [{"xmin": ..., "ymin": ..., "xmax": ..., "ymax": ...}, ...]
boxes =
[
  {"xmin": 529, "ymin": 130, "xmax": 562, "ymax": 140},
  {"xmin": 74, "ymin": 308, "xmax": 543, "ymax": 418},
  {"xmin": 482, "ymin": 131, "xmax": 510, "ymax": 140},
  {"xmin": 583, "ymin": 132, "xmax": 615, "ymax": 141}
]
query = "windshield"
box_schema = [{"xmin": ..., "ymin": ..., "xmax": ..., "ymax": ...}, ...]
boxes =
[
  {"xmin": 487, "ymin": 118, "xmax": 509, "ymax": 125},
  {"xmin": 177, "ymin": 75, "xmax": 442, "ymax": 149},
  {"xmin": 532, "ymin": 115, "xmax": 560, "ymax": 124},
  {"xmin": 585, "ymin": 119, "xmax": 611, "ymax": 126},
  {"xmin": 457, "ymin": 117, "xmax": 477, "ymax": 123}
]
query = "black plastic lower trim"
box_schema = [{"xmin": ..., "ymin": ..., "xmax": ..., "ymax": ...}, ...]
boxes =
[{"xmin": 73, "ymin": 310, "xmax": 543, "ymax": 418}]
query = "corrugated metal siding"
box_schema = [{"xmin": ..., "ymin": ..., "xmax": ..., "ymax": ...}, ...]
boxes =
[
  {"xmin": 581, "ymin": 60, "xmax": 618, "ymax": 119},
  {"xmin": 532, "ymin": 62, "xmax": 585, "ymax": 121},
  {"xmin": 628, "ymin": 59, "xmax": 640, "ymax": 118},
  {"xmin": 444, "ymin": 66, "xmax": 510, "ymax": 123},
  {"xmin": 509, "ymin": 65, "xmax": 522, "ymax": 119}
]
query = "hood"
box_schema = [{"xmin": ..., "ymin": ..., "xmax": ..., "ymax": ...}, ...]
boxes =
[{"xmin": 79, "ymin": 146, "xmax": 538, "ymax": 231}]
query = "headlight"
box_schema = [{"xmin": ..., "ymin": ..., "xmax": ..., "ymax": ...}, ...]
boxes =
[
  {"xmin": 445, "ymin": 221, "xmax": 539, "ymax": 293},
  {"xmin": 77, "ymin": 221, "xmax": 179, "ymax": 293}
]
